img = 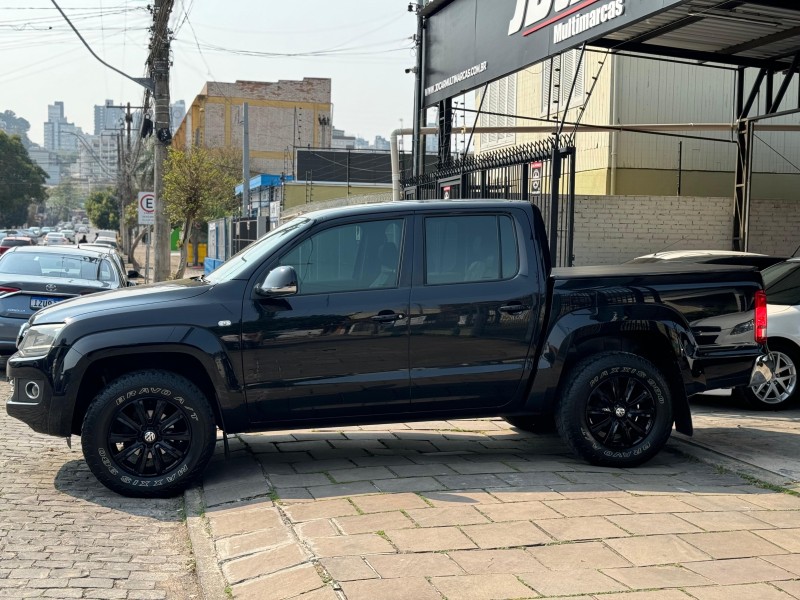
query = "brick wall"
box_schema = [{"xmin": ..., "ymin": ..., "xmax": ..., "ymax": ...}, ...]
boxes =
[{"xmin": 572, "ymin": 195, "xmax": 800, "ymax": 265}]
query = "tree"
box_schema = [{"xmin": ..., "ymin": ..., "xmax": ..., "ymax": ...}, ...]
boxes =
[
  {"xmin": 0, "ymin": 131, "xmax": 46, "ymax": 225},
  {"xmin": 85, "ymin": 188, "xmax": 119, "ymax": 230},
  {"xmin": 1, "ymin": 110, "xmax": 32, "ymax": 147},
  {"xmin": 46, "ymin": 180, "xmax": 83, "ymax": 225},
  {"xmin": 163, "ymin": 146, "xmax": 240, "ymax": 278}
]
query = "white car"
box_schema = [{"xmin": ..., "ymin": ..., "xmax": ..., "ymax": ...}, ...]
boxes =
[
  {"xmin": 738, "ymin": 258, "xmax": 800, "ymax": 409},
  {"xmin": 43, "ymin": 232, "xmax": 71, "ymax": 246}
]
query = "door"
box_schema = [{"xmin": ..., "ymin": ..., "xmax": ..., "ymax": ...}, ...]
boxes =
[
  {"xmin": 409, "ymin": 210, "xmax": 539, "ymax": 412},
  {"xmin": 242, "ymin": 216, "xmax": 412, "ymax": 423}
]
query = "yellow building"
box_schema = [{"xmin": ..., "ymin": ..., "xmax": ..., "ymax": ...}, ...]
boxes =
[{"xmin": 173, "ymin": 78, "xmax": 333, "ymax": 175}]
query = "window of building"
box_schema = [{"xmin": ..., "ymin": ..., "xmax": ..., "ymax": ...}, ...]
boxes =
[
  {"xmin": 424, "ymin": 215, "xmax": 519, "ymax": 285},
  {"xmin": 541, "ymin": 50, "xmax": 585, "ymax": 117},
  {"xmin": 478, "ymin": 74, "xmax": 517, "ymax": 149}
]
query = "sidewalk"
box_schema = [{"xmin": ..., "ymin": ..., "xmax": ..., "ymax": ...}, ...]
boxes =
[{"xmin": 185, "ymin": 404, "xmax": 800, "ymax": 600}]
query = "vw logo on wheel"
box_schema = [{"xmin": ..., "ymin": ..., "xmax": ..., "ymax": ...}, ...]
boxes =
[{"xmin": 45, "ymin": 284, "xmax": 57, "ymax": 292}]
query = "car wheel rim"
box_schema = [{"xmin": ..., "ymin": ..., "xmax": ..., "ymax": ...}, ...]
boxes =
[
  {"xmin": 585, "ymin": 375, "xmax": 656, "ymax": 449},
  {"xmin": 106, "ymin": 396, "xmax": 193, "ymax": 477},
  {"xmin": 751, "ymin": 350, "xmax": 797, "ymax": 405}
]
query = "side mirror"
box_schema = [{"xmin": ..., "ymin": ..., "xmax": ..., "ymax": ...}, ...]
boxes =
[
  {"xmin": 256, "ymin": 266, "xmax": 298, "ymax": 297},
  {"xmin": 127, "ymin": 270, "xmax": 141, "ymax": 279}
]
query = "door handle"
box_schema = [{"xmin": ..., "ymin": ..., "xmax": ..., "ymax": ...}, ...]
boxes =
[
  {"xmin": 499, "ymin": 303, "xmax": 530, "ymax": 315},
  {"xmin": 371, "ymin": 312, "xmax": 405, "ymax": 323}
]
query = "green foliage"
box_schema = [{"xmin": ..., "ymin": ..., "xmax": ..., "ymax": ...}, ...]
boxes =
[
  {"xmin": 46, "ymin": 180, "xmax": 83, "ymax": 225},
  {"xmin": 85, "ymin": 188, "xmax": 119, "ymax": 230},
  {"xmin": 0, "ymin": 131, "xmax": 46, "ymax": 226},
  {"xmin": 163, "ymin": 146, "xmax": 241, "ymax": 226}
]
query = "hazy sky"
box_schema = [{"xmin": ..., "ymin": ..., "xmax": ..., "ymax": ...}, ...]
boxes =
[{"xmin": 1, "ymin": 1, "xmax": 419, "ymax": 146}]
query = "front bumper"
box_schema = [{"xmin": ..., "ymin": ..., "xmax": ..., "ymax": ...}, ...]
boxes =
[
  {"xmin": 5, "ymin": 354, "xmax": 67, "ymax": 437},
  {"xmin": 749, "ymin": 353, "xmax": 775, "ymax": 387}
]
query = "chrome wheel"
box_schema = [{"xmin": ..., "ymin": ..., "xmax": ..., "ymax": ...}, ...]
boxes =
[{"xmin": 751, "ymin": 350, "xmax": 797, "ymax": 405}]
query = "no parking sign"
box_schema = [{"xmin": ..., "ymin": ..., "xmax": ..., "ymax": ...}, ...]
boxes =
[{"xmin": 138, "ymin": 192, "xmax": 155, "ymax": 225}]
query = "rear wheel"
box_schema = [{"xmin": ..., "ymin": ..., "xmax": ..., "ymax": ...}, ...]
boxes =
[
  {"xmin": 81, "ymin": 370, "xmax": 217, "ymax": 498},
  {"xmin": 556, "ymin": 352, "xmax": 673, "ymax": 468},
  {"xmin": 736, "ymin": 341, "xmax": 800, "ymax": 410}
]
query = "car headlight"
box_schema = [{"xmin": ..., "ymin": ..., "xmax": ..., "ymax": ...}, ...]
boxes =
[{"xmin": 17, "ymin": 323, "xmax": 66, "ymax": 357}]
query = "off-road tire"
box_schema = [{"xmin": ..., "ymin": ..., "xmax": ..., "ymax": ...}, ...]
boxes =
[
  {"xmin": 81, "ymin": 369, "xmax": 216, "ymax": 498},
  {"xmin": 555, "ymin": 352, "xmax": 673, "ymax": 468}
]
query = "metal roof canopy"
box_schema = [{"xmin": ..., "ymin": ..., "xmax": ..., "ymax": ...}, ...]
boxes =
[{"xmin": 413, "ymin": 0, "xmax": 800, "ymax": 251}]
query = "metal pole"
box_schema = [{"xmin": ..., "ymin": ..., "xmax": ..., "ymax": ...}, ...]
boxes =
[
  {"xmin": 549, "ymin": 141, "xmax": 561, "ymax": 266},
  {"xmin": 412, "ymin": 2, "xmax": 424, "ymax": 178},
  {"xmin": 677, "ymin": 141, "xmax": 682, "ymax": 196},
  {"xmin": 242, "ymin": 102, "xmax": 250, "ymax": 216},
  {"xmin": 145, "ymin": 225, "xmax": 152, "ymax": 284}
]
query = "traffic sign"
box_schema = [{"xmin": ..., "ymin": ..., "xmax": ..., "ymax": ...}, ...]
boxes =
[
  {"xmin": 138, "ymin": 192, "xmax": 155, "ymax": 225},
  {"xmin": 530, "ymin": 161, "xmax": 542, "ymax": 195}
]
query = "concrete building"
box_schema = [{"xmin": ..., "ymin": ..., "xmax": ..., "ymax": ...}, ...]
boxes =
[
  {"xmin": 170, "ymin": 100, "xmax": 186, "ymax": 133},
  {"xmin": 173, "ymin": 79, "xmax": 332, "ymax": 176},
  {"xmin": 43, "ymin": 101, "xmax": 83, "ymax": 152},
  {"xmin": 93, "ymin": 100, "xmax": 125, "ymax": 136},
  {"xmin": 331, "ymin": 128, "xmax": 356, "ymax": 150},
  {"xmin": 474, "ymin": 51, "xmax": 800, "ymax": 200},
  {"xmin": 75, "ymin": 133, "xmax": 118, "ymax": 184},
  {"xmin": 27, "ymin": 145, "xmax": 60, "ymax": 185}
]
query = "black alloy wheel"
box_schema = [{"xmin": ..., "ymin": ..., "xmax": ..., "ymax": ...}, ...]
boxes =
[
  {"xmin": 556, "ymin": 351, "xmax": 673, "ymax": 468},
  {"xmin": 585, "ymin": 374, "xmax": 656, "ymax": 449},
  {"xmin": 107, "ymin": 396, "xmax": 193, "ymax": 478}
]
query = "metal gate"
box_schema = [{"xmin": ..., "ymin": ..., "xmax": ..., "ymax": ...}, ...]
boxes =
[{"xmin": 402, "ymin": 135, "xmax": 576, "ymax": 267}]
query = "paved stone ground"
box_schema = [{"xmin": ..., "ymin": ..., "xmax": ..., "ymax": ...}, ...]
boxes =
[
  {"xmin": 0, "ymin": 380, "xmax": 202, "ymax": 600},
  {"xmin": 5, "ymin": 366, "xmax": 800, "ymax": 600},
  {"xmin": 192, "ymin": 401, "xmax": 800, "ymax": 600}
]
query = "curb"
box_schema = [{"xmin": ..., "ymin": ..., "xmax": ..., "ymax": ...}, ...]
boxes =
[
  {"xmin": 668, "ymin": 435, "xmax": 800, "ymax": 493},
  {"xmin": 184, "ymin": 486, "xmax": 229, "ymax": 600}
]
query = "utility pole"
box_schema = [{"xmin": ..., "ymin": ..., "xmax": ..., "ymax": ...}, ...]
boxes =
[
  {"xmin": 150, "ymin": 0, "xmax": 174, "ymax": 281},
  {"xmin": 242, "ymin": 102, "xmax": 250, "ymax": 217}
]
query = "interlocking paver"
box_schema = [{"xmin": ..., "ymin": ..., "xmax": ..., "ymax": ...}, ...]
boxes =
[
  {"xmin": 448, "ymin": 549, "xmax": 539, "ymax": 574},
  {"xmin": 365, "ymin": 552, "xmax": 464, "ymax": 578},
  {"xmin": 679, "ymin": 530, "xmax": 788, "ymax": 559},
  {"xmin": 527, "ymin": 540, "xmax": 631, "ymax": 570},
  {"xmin": 319, "ymin": 556, "xmax": 378, "ymax": 582},
  {"xmin": 340, "ymin": 577, "xmax": 442, "ymax": 600},
  {"xmin": 534, "ymin": 515, "xmax": 629, "ymax": 541},
  {"xmin": 675, "ymin": 510, "xmax": 776, "ymax": 532},
  {"xmin": 334, "ymin": 510, "xmax": 415, "ymax": 535},
  {"xmin": 605, "ymin": 534, "xmax": 711, "ymax": 566},
  {"xmin": 519, "ymin": 567, "xmax": 627, "ymax": 596},
  {"xmin": 754, "ymin": 527, "xmax": 800, "ymax": 552},
  {"xmin": 687, "ymin": 583, "xmax": 796, "ymax": 600},
  {"xmin": 475, "ymin": 500, "xmax": 561, "ymax": 522},
  {"xmin": 601, "ymin": 565, "xmax": 713, "ymax": 589},
  {"xmin": 385, "ymin": 526, "xmax": 477, "ymax": 552},
  {"xmin": 306, "ymin": 533, "xmax": 395, "ymax": 557},
  {"xmin": 684, "ymin": 557, "xmax": 796, "ymax": 585},
  {"xmin": 431, "ymin": 573, "xmax": 537, "ymax": 600},
  {"xmin": 607, "ymin": 512, "xmax": 703, "ymax": 535},
  {"xmin": 406, "ymin": 506, "xmax": 490, "ymax": 527},
  {"xmin": 350, "ymin": 492, "xmax": 429, "ymax": 513},
  {"xmin": 461, "ymin": 521, "xmax": 551, "ymax": 549}
]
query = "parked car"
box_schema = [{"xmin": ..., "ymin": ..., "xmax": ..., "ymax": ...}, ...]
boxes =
[
  {"xmin": 60, "ymin": 229, "xmax": 76, "ymax": 243},
  {"xmin": 0, "ymin": 236, "xmax": 37, "ymax": 255},
  {"xmin": 77, "ymin": 226, "xmax": 88, "ymax": 234},
  {"xmin": 0, "ymin": 246, "xmax": 130, "ymax": 356},
  {"xmin": 43, "ymin": 232, "xmax": 71, "ymax": 246},
  {"xmin": 735, "ymin": 258, "xmax": 800, "ymax": 409},
  {"xmin": 6, "ymin": 201, "xmax": 772, "ymax": 498},
  {"xmin": 93, "ymin": 236, "xmax": 119, "ymax": 250},
  {"xmin": 628, "ymin": 250, "xmax": 787, "ymax": 271},
  {"xmin": 77, "ymin": 243, "xmax": 141, "ymax": 283}
]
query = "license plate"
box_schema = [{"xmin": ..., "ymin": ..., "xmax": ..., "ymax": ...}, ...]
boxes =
[{"xmin": 30, "ymin": 296, "xmax": 66, "ymax": 310}]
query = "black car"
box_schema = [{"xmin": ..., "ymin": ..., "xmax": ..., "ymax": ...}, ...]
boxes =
[
  {"xmin": 0, "ymin": 246, "xmax": 132, "ymax": 356},
  {"xmin": 6, "ymin": 201, "xmax": 772, "ymax": 497}
]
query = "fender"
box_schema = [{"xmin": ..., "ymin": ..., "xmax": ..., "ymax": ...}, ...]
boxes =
[
  {"xmin": 54, "ymin": 325, "xmax": 247, "ymax": 436},
  {"xmin": 523, "ymin": 302, "xmax": 698, "ymax": 434}
]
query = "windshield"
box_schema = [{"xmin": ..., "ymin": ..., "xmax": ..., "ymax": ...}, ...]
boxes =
[
  {"xmin": 0, "ymin": 253, "xmax": 117, "ymax": 283},
  {"xmin": 205, "ymin": 217, "xmax": 312, "ymax": 283},
  {"xmin": 762, "ymin": 261, "xmax": 800, "ymax": 306}
]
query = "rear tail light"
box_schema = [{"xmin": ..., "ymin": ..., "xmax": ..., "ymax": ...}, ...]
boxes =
[
  {"xmin": 0, "ymin": 286, "xmax": 20, "ymax": 294},
  {"xmin": 754, "ymin": 289, "xmax": 767, "ymax": 345}
]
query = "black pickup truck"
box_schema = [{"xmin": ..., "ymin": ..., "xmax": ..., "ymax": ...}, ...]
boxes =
[{"xmin": 6, "ymin": 201, "xmax": 773, "ymax": 497}]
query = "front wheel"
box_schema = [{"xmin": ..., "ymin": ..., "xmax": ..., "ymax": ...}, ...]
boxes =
[
  {"xmin": 736, "ymin": 342, "xmax": 800, "ymax": 410},
  {"xmin": 556, "ymin": 352, "xmax": 673, "ymax": 468},
  {"xmin": 81, "ymin": 370, "xmax": 217, "ymax": 498}
]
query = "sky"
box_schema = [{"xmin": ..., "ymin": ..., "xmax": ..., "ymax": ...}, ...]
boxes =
[{"xmin": 1, "ymin": 0, "xmax": 420, "ymax": 147}]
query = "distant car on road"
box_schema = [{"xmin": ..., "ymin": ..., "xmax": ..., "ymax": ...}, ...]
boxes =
[
  {"xmin": 60, "ymin": 229, "xmax": 76, "ymax": 243},
  {"xmin": 93, "ymin": 236, "xmax": 119, "ymax": 250},
  {"xmin": 77, "ymin": 243, "xmax": 141, "ymax": 282},
  {"xmin": 43, "ymin": 232, "xmax": 71, "ymax": 246},
  {"xmin": 0, "ymin": 237, "xmax": 37, "ymax": 255},
  {"xmin": 0, "ymin": 246, "xmax": 130, "ymax": 356},
  {"xmin": 627, "ymin": 250, "xmax": 787, "ymax": 271}
]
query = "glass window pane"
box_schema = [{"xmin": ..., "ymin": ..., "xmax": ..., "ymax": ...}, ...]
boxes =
[
  {"xmin": 278, "ymin": 219, "xmax": 403, "ymax": 294},
  {"xmin": 499, "ymin": 215, "xmax": 519, "ymax": 279},
  {"xmin": 425, "ymin": 215, "xmax": 504, "ymax": 284}
]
